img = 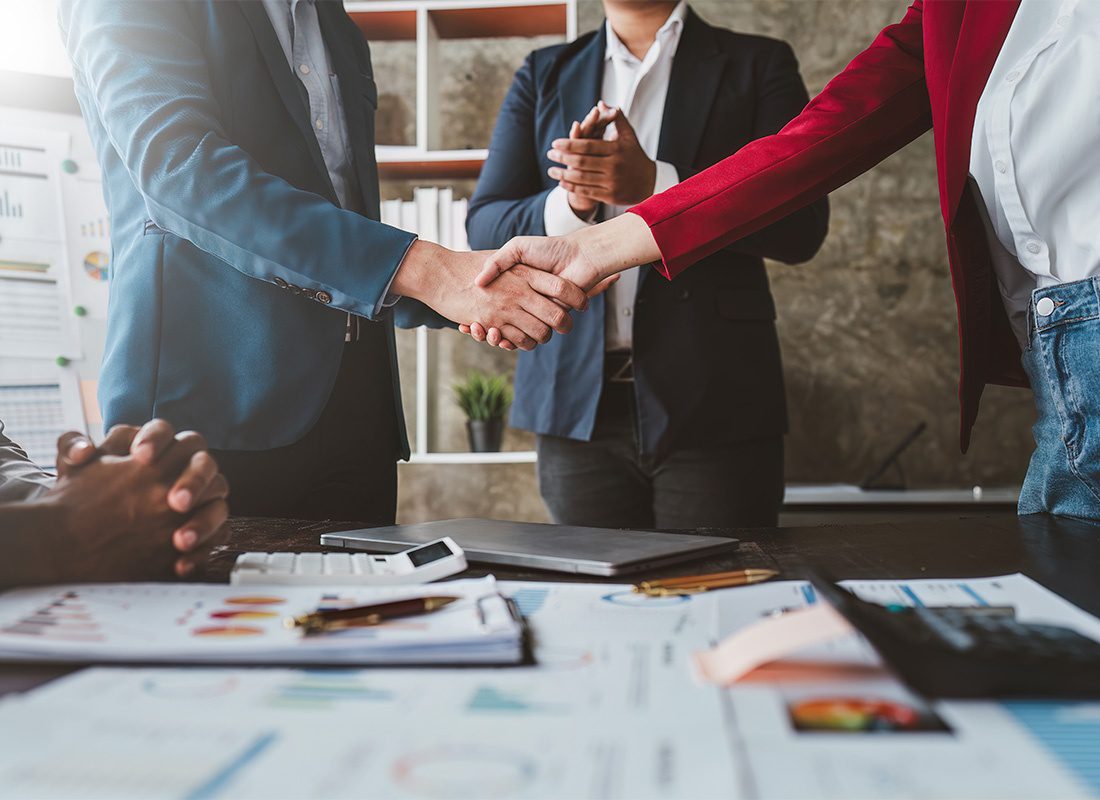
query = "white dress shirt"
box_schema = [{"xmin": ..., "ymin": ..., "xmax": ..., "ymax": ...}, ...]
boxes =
[
  {"xmin": 544, "ymin": 2, "xmax": 687, "ymax": 351},
  {"xmin": 970, "ymin": 0, "xmax": 1100, "ymax": 345}
]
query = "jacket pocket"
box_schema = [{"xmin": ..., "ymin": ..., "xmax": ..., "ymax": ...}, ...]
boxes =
[{"xmin": 715, "ymin": 288, "xmax": 776, "ymax": 321}]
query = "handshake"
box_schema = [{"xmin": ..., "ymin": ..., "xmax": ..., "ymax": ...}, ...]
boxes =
[{"xmin": 390, "ymin": 104, "xmax": 663, "ymax": 350}]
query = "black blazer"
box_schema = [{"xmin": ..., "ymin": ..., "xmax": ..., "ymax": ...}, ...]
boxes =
[{"xmin": 466, "ymin": 9, "xmax": 829, "ymax": 457}]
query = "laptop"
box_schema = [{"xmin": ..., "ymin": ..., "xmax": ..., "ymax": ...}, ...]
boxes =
[{"xmin": 319, "ymin": 518, "xmax": 739, "ymax": 577}]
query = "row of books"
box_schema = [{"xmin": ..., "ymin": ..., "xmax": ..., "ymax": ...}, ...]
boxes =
[{"xmin": 380, "ymin": 187, "xmax": 469, "ymax": 252}]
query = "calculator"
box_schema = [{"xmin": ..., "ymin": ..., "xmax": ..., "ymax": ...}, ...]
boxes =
[
  {"xmin": 808, "ymin": 571, "xmax": 1100, "ymax": 698},
  {"xmin": 230, "ymin": 537, "xmax": 467, "ymax": 586}
]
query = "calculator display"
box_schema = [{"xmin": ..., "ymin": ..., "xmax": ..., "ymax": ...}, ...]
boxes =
[{"xmin": 407, "ymin": 541, "xmax": 454, "ymax": 567}]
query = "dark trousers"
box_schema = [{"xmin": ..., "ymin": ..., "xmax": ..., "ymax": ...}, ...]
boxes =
[
  {"xmin": 211, "ymin": 332, "xmax": 400, "ymax": 524},
  {"xmin": 536, "ymin": 380, "xmax": 784, "ymax": 529}
]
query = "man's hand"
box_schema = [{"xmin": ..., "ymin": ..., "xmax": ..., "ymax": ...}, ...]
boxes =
[
  {"xmin": 547, "ymin": 105, "xmax": 657, "ymax": 208},
  {"xmin": 391, "ymin": 241, "xmax": 591, "ymax": 351},
  {"xmin": 45, "ymin": 421, "xmax": 229, "ymax": 580}
]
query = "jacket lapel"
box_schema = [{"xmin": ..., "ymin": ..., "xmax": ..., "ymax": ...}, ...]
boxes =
[
  {"xmin": 556, "ymin": 25, "xmax": 606, "ymax": 141},
  {"xmin": 942, "ymin": 0, "xmax": 1020, "ymax": 222},
  {"xmin": 237, "ymin": 0, "xmax": 332, "ymax": 195},
  {"xmin": 638, "ymin": 9, "xmax": 723, "ymax": 291},
  {"xmin": 656, "ymin": 9, "xmax": 723, "ymax": 173}
]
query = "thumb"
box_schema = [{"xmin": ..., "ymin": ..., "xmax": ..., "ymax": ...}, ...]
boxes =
[
  {"xmin": 607, "ymin": 108, "xmax": 638, "ymax": 142},
  {"xmin": 476, "ymin": 239, "xmax": 528, "ymax": 287}
]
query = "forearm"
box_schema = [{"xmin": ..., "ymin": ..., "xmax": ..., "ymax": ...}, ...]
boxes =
[
  {"xmin": 574, "ymin": 213, "xmax": 661, "ymax": 281},
  {"xmin": 0, "ymin": 502, "xmax": 63, "ymax": 588}
]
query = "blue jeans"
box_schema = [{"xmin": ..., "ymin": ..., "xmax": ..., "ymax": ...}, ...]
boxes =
[{"xmin": 1019, "ymin": 277, "xmax": 1100, "ymax": 519}]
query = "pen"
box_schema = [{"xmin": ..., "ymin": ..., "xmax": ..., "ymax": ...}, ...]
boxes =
[
  {"xmin": 287, "ymin": 595, "xmax": 460, "ymax": 634},
  {"xmin": 634, "ymin": 569, "xmax": 778, "ymax": 596}
]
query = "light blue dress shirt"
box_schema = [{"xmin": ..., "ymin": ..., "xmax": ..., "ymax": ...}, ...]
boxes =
[{"xmin": 262, "ymin": 0, "xmax": 356, "ymax": 208}]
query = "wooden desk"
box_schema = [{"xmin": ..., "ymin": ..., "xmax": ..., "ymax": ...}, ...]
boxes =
[{"xmin": 3, "ymin": 512, "xmax": 1098, "ymax": 698}]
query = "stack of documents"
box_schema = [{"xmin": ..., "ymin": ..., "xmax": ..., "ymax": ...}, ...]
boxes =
[{"xmin": 0, "ymin": 576, "xmax": 523, "ymax": 666}]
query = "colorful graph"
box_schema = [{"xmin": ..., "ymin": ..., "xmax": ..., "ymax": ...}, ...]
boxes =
[
  {"xmin": 192, "ymin": 626, "xmax": 265, "ymax": 638},
  {"xmin": 600, "ymin": 591, "xmax": 690, "ymax": 608},
  {"xmin": 0, "ymin": 592, "xmax": 105, "ymax": 642},
  {"xmin": 267, "ymin": 672, "xmax": 394, "ymax": 710},
  {"xmin": 83, "ymin": 250, "xmax": 108, "ymax": 281},
  {"xmin": 224, "ymin": 596, "xmax": 286, "ymax": 606},
  {"xmin": 510, "ymin": 588, "xmax": 549, "ymax": 617},
  {"xmin": 467, "ymin": 686, "xmax": 566, "ymax": 715},
  {"xmin": 1004, "ymin": 702, "xmax": 1100, "ymax": 795},
  {"xmin": 391, "ymin": 745, "xmax": 537, "ymax": 798},
  {"xmin": 209, "ymin": 610, "xmax": 279, "ymax": 621}
]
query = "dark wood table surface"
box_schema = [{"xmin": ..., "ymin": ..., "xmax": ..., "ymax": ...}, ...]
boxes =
[{"xmin": 4, "ymin": 512, "xmax": 1099, "ymax": 696}]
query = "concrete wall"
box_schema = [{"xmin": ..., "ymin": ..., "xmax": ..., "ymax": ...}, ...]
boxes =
[{"xmin": 377, "ymin": 0, "xmax": 1036, "ymax": 524}]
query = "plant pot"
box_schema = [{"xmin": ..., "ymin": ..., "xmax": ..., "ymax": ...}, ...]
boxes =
[{"xmin": 466, "ymin": 418, "xmax": 505, "ymax": 453}]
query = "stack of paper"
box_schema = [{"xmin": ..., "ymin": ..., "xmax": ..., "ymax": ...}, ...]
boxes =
[
  {"xmin": 381, "ymin": 186, "xmax": 469, "ymax": 250},
  {"xmin": 0, "ymin": 576, "xmax": 523, "ymax": 666}
]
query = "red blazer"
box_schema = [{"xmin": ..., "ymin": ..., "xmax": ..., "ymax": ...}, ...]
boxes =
[{"xmin": 630, "ymin": 0, "xmax": 1023, "ymax": 451}]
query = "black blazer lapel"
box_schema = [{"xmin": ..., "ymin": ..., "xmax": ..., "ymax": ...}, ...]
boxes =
[
  {"xmin": 657, "ymin": 9, "xmax": 725, "ymax": 172},
  {"xmin": 556, "ymin": 25, "xmax": 607, "ymax": 140},
  {"xmin": 238, "ymin": 0, "xmax": 332, "ymax": 195},
  {"xmin": 316, "ymin": 0, "xmax": 380, "ymax": 217},
  {"xmin": 638, "ymin": 10, "xmax": 724, "ymax": 291}
]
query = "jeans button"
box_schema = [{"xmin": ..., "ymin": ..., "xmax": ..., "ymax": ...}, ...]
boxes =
[{"xmin": 1036, "ymin": 297, "xmax": 1055, "ymax": 317}]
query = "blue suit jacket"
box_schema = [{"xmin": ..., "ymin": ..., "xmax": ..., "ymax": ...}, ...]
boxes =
[
  {"xmin": 467, "ymin": 11, "xmax": 829, "ymax": 458},
  {"xmin": 59, "ymin": 0, "xmax": 416, "ymax": 455}
]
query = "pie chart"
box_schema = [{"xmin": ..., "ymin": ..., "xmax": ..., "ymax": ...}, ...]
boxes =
[
  {"xmin": 192, "ymin": 625, "xmax": 265, "ymax": 637},
  {"xmin": 83, "ymin": 250, "xmax": 109, "ymax": 281}
]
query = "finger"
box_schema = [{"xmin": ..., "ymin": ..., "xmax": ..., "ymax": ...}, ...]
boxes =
[
  {"xmin": 168, "ymin": 450, "xmax": 221, "ymax": 513},
  {"xmin": 569, "ymin": 119, "xmax": 582, "ymax": 139},
  {"xmin": 130, "ymin": 419, "xmax": 178, "ymax": 465},
  {"xmin": 153, "ymin": 430, "xmax": 209, "ymax": 484},
  {"xmin": 512, "ymin": 307, "xmax": 553, "ymax": 346},
  {"xmin": 498, "ymin": 339, "xmax": 517, "ymax": 351},
  {"xmin": 558, "ymin": 180, "xmax": 608, "ymax": 202},
  {"xmin": 174, "ymin": 517, "xmax": 229, "ymax": 577},
  {"xmin": 546, "ymin": 166, "xmax": 607, "ymax": 188},
  {"xmin": 486, "ymin": 327, "xmax": 502, "ymax": 347},
  {"xmin": 513, "ymin": 264, "xmax": 588, "ymax": 313},
  {"xmin": 459, "ymin": 323, "xmax": 472, "ymax": 334},
  {"xmin": 98, "ymin": 424, "xmax": 142, "ymax": 457},
  {"xmin": 576, "ymin": 106, "xmax": 601, "ymax": 138},
  {"xmin": 173, "ymin": 495, "xmax": 229, "ymax": 553},
  {"xmin": 470, "ymin": 322, "xmax": 488, "ymax": 342},
  {"xmin": 523, "ymin": 292, "xmax": 574, "ymax": 335},
  {"xmin": 56, "ymin": 431, "xmax": 97, "ymax": 471},
  {"xmin": 551, "ymin": 137, "xmax": 615, "ymax": 156},
  {"xmin": 587, "ymin": 274, "xmax": 620, "ymax": 298},
  {"xmin": 499, "ymin": 322, "xmax": 540, "ymax": 350},
  {"xmin": 546, "ymin": 149, "xmax": 604, "ymax": 170}
]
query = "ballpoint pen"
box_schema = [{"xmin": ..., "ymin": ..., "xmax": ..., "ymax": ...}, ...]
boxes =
[
  {"xmin": 634, "ymin": 569, "xmax": 778, "ymax": 596},
  {"xmin": 287, "ymin": 595, "xmax": 460, "ymax": 634}
]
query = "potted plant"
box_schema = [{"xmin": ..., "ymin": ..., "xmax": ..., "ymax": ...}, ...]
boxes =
[{"xmin": 453, "ymin": 371, "xmax": 513, "ymax": 453}]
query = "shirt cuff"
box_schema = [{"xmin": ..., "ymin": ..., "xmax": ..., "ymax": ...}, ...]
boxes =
[
  {"xmin": 373, "ymin": 235, "xmax": 418, "ymax": 316},
  {"xmin": 653, "ymin": 160, "xmax": 680, "ymax": 196},
  {"xmin": 543, "ymin": 186, "xmax": 598, "ymax": 237}
]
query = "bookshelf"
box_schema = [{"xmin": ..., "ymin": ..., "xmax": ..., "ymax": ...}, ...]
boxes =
[
  {"xmin": 353, "ymin": 0, "xmax": 576, "ymax": 465},
  {"xmin": 347, "ymin": 0, "xmax": 577, "ymax": 180}
]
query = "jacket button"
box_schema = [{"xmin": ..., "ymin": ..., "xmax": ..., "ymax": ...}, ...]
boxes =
[
  {"xmin": 289, "ymin": 283, "xmax": 302, "ymax": 296},
  {"xmin": 274, "ymin": 277, "xmax": 288, "ymax": 289},
  {"xmin": 316, "ymin": 290, "xmax": 333, "ymax": 304}
]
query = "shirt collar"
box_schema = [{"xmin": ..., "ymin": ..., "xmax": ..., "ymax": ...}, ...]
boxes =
[{"xmin": 604, "ymin": 1, "xmax": 688, "ymax": 64}]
